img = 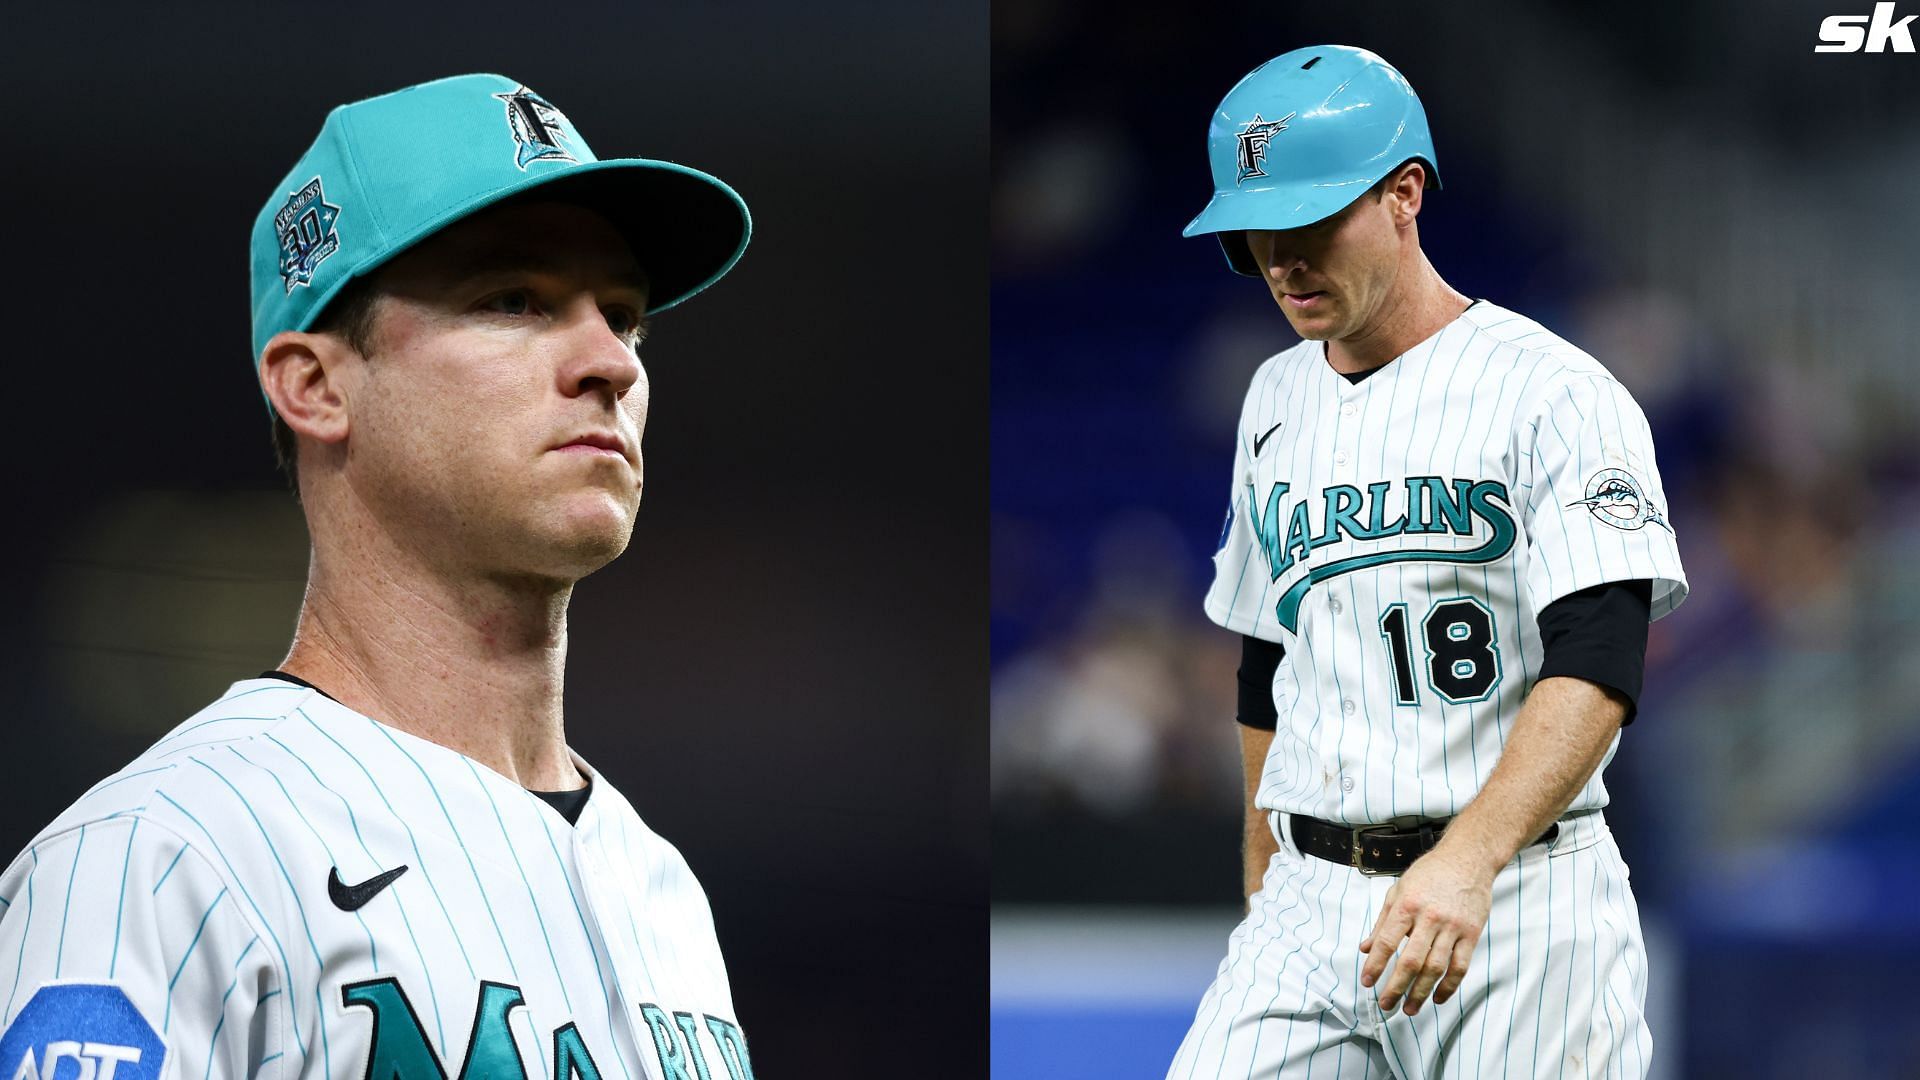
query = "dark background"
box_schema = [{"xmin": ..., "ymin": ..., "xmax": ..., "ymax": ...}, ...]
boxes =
[
  {"xmin": 3, "ymin": 1, "xmax": 985, "ymax": 1074},
  {"xmin": 992, "ymin": 1, "xmax": 1920, "ymax": 1077}
]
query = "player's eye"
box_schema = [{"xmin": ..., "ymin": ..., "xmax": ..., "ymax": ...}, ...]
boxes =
[
  {"xmin": 483, "ymin": 289, "xmax": 537, "ymax": 316},
  {"xmin": 603, "ymin": 305, "xmax": 648, "ymax": 345}
]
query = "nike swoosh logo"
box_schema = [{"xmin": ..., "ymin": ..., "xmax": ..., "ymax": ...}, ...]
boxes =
[
  {"xmin": 1253, "ymin": 421, "xmax": 1284, "ymax": 455},
  {"xmin": 328, "ymin": 865, "xmax": 408, "ymax": 911}
]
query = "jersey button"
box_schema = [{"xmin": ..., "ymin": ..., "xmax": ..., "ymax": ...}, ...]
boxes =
[
  {"xmin": 1341, "ymin": 402, "xmax": 1357, "ymax": 417},
  {"xmin": 1342, "ymin": 699, "xmax": 1356, "ymax": 715},
  {"xmin": 1341, "ymin": 775, "xmax": 1356, "ymax": 793},
  {"xmin": 1334, "ymin": 450, "xmax": 1349, "ymax": 466},
  {"xmin": 1328, "ymin": 597, "xmax": 1343, "ymax": 615}
]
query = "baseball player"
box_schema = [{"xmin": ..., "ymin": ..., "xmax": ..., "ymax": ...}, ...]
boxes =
[
  {"xmin": 1167, "ymin": 47, "xmax": 1686, "ymax": 1078},
  {"xmin": 0, "ymin": 74, "xmax": 755, "ymax": 1079}
]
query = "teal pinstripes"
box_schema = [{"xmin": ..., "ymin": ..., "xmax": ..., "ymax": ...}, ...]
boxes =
[
  {"xmin": 271, "ymin": 720, "xmax": 447, "ymax": 1049},
  {"xmin": 154, "ymin": 714, "xmax": 289, "ymax": 749},
  {"xmin": 608, "ymin": 801, "xmax": 669, "ymax": 994},
  {"xmin": 538, "ymin": 812, "xmax": 635, "ymax": 1080},
  {"xmin": 1592, "ymin": 380, "xmax": 1635, "ymax": 577},
  {"xmin": 1277, "ymin": 360, "xmax": 1330, "ymax": 815},
  {"xmin": 1193, "ymin": 855, "xmax": 1317, "ymax": 1077},
  {"xmin": 1326, "ymin": 601, "xmax": 1358, "ymax": 817},
  {"xmin": 1380, "ymin": 1006, "xmax": 1419, "ymax": 1079},
  {"xmin": 204, "ymin": 936, "xmax": 260, "ymax": 1080},
  {"xmin": 1528, "ymin": 853, "xmax": 1555, "ymax": 1077},
  {"xmin": 1501, "ymin": 856, "xmax": 1526, "ymax": 1080},
  {"xmin": 187, "ymin": 758, "xmax": 334, "ymax": 1075},
  {"xmin": 1290, "ymin": 621, "xmax": 1329, "ymax": 815},
  {"xmin": 1501, "ymin": 358, "xmax": 1550, "ymax": 760},
  {"xmin": 152, "ymin": 680, "xmax": 302, "ymax": 746},
  {"xmin": 151, "ymin": 844, "xmax": 189, "ymax": 894},
  {"xmin": 164, "ymin": 885, "xmax": 229, "ymax": 1033},
  {"xmin": 1549, "ymin": 384, "xmax": 1606, "ymax": 597},
  {"xmin": 1254, "ymin": 858, "xmax": 1352, "ymax": 1076},
  {"xmin": 1449, "ymin": 340, "xmax": 1508, "ymax": 808},
  {"xmin": 83, "ymin": 763, "xmax": 177, "ymax": 799},
  {"xmin": 155, "ymin": 790, "xmax": 308, "ymax": 1066},
  {"xmin": 1219, "ymin": 355, "xmax": 1284, "ymax": 630},
  {"xmin": 223, "ymin": 744, "xmax": 381, "ymax": 967},
  {"xmin": 4, "ymin": 847, "xmax": 37, "ymax": 1025},
  {"xmin": 1240, "ymin": 350, "xmax": 1306, "ymax": 640},
  {"xmin": 1253, "ymin": 353, "xmax": 1316, "ymax": 637},
  {"xmin": 463, "ymin": 758, "xmax": 569, "ymax": 1014},
  {"xmin": 211, "ymin": 682, "xmax": 304, "ymax": 708},
  {"xmin": 1564, "ymin": 848, "xmax": 1581, "ymax": 1080},
  {"xmin": 1368, "ymin": 344, "xmax": 1403, "ymax": 818},
  {"xmin": 1324, "ymin": 372, "xmax": 1365, "ymax": 820},
  {"xmin": 1408, "ymin": 332, "xmax": 1446, "ymax": 816},
  {"xmin": 1435, "ymin": 325, "xmax": 1478, "ymax": 818},
  {"xmin": 110, "ymin": 817, "xmax": 140, "ymax": 976},
  {"xmin": 305, "ymin": 714, "xmax": 477, "ymax": 990},
  {"xmin": 1486, "ymin": 350, "xmax": 1535, "ymax": 774},
  {"xmin": 369, "ymin": 724, "xmax": 520, "ymax": 983},
  {"xmin": 1592, "ymin": 847, "xmax": 1640, "ymax": 1077},
  {"xmin": 54, "ymin": 824, "xmax": 84, "ymax": 977},
  {"xmin": 1233, "ymin": 352, "xmax": 1286, "ymax": 631}
]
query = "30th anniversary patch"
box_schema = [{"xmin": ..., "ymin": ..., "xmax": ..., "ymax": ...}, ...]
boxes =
[{"xmin": 274, "ymin": 176, "xmax": 341, "ymax": 294}]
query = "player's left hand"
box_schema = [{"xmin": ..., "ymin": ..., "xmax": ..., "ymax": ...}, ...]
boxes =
[{"xmin": 1358, "ymin": 847, "xmax": 1495, "ymax": 1016}]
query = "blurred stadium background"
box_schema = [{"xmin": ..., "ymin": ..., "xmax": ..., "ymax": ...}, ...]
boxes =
[
  {"xmin": 991, "ymin": 2, "xmax": 1920, "ymax": 1077},
  {"xmin": 1, "ymin": 2, "xmax": 984, "ymax": 1074}
]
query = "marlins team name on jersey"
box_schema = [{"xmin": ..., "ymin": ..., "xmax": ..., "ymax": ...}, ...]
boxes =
[
  {"xmin": 0, "ymin": 679, "xmax": 753, "ymax": 1080},
  {"xmin": 1207, "ymin": 301, "xmax": 1687, "ymax": 827}
]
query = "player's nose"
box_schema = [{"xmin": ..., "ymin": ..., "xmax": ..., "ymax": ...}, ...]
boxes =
[
  {"xmin": 1264, "ymin": 246, "xmax": 1308, "ymax": 280},
  {"xmin": 557, "ymin": 302, "xmax": 644, "ymax": 401}
]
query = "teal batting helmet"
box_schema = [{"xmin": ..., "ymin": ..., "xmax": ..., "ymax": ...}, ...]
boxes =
[{"xmin": 1182, "ymin": 46, "xmax": 1441, "ymax": 276}]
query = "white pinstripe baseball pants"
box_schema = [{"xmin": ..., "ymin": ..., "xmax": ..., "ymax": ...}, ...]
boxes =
[{"xmin": 1167, "ymin": 811, "xmax": 1651, "ymax": 1080}]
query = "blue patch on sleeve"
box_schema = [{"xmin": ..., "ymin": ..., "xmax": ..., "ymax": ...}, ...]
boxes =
[{"xmin": 0, "ymin": 984, "xmax": 167, "ymax": 1080}]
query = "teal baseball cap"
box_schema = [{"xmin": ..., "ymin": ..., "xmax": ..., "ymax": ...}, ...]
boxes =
[{"xmin": 249, "ymin": 73, "xmax": 751, "ymax": 361}]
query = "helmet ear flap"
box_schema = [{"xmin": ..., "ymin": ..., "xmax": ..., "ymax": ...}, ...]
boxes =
[{"xmin": 1220, "ymin": 231, "xmax": 1263, "ymax": 277}]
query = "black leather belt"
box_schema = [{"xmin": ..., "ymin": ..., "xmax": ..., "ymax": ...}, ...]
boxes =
[{"xmin": 1289, "ymin": 815, "xmax": 1560, "ymax": 876}]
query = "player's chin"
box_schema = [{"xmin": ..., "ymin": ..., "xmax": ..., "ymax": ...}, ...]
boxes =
[
  {"xmin": 1276, "ymin": 304, "xmax": 1341, "ymax": 340},
  {"xmin": 541, "ymin": 493, "xmax": 639, "ymax": 567}
]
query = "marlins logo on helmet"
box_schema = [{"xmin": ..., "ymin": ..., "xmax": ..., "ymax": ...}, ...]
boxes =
[{"xmin": 1235, "ymin": 112, "xmax": 1293, "ymax": 183}]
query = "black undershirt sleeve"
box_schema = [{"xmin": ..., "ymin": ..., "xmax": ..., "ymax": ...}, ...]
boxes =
[
  {"xmin": 1534, "ymin": 579, "xmax": 1653, "ymax": 724},
  {"xmin": 1237, "ymin": 635, "xmax": 1286, "ymax": 730},
  {"xmin": 1234, "ymin": 577, "xmax": 1652, "ymax": 729}
]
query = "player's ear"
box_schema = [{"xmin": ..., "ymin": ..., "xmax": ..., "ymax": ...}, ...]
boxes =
[
  {"xmin": 259, "ymin": 331, "xmax": 353, "ymax": 448},
  {"xmin": 1387, "ymin": 162, "xmax": 1427, "ymax": 227}
]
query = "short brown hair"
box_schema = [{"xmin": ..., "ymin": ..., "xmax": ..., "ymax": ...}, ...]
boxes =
[{"xmin": 269, "ymin": 273, "xmax": 382, "ymax": 495}]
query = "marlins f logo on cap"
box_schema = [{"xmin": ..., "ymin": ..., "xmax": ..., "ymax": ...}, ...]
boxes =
[
  {"xmin": 495, "ymin": 85, "xmax": 581, "ymax": 169},
  {"xmin": 249, "ymin": 72, "xmax": 752, "ymax": 375}
]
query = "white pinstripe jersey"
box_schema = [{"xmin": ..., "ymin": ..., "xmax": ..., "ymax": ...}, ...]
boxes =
[
  {"xmin": 0, "ymin": 678, "xmax": 754, "ymax": 1080},
  {"xmin": 1207, "ymin": 301, "xmax": 1687, "ymax": 825}
]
